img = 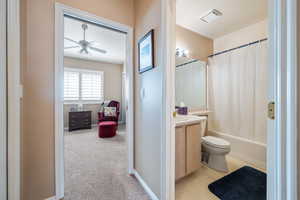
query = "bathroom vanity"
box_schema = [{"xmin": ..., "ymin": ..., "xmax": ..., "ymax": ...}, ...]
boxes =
[{"xmin": 175, "ymin": 115, "xmax": 207, "ymax": 180}]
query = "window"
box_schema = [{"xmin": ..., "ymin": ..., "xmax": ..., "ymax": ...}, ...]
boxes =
[
  {"xmin": 64, "ymin": 70, "xmax": 80, "ymax": 101},
  {"xmin": 64, "ymin": 68, "xmax": 104, "ymax": 102}
]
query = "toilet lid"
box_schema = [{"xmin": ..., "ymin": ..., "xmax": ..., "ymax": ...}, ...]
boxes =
[{"xmin": 202, "ymin": 136, "xmax": 230, "ymax": 149}]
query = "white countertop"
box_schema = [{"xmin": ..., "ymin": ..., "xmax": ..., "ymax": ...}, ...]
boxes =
[
  {"xmin": 175, "ymin": 114, "xmax": 207, "ymax": 127},
  {"xmin": 189, "ymin": 110, "xmax": 211, "ymax": 116}
]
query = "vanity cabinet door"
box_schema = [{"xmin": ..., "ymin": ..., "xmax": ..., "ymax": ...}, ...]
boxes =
[
  {"xmin": 175, "ymin": 127, "xmax": 186, "ymax": 180},
  {"xmin": 186, "ymin": 124, "xmax": 201, "ymax": 174}
]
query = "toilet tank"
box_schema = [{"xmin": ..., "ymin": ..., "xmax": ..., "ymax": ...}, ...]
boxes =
[{"xmin": 199, "ymin": 117, "xmax": 207, "ymax": 137}]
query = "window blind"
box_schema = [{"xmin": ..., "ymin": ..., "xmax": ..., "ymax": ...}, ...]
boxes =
[
  {"xmin": 81, "ymin": 71, "xmax": 104, "ymax": 101},
  {"xmin": 64, "ymin": 68, "xmax": 104, "ymax": 102},
  {"xmin": 64, "ymin": 71, "xmax": 80, "ymax": 101}
]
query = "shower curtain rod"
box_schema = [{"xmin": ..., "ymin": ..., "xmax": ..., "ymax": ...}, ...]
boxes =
[
  {"xmin": 176, "ymin": 59, "xmax": 199, "ymax": 68},
  {"xmin": 208, "ymin": 38, "xmax": 268, "ymax": 58}
]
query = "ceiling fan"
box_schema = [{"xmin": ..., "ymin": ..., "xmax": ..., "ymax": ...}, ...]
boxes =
[{"xmin": 64, "ymin": 23, "xmax": 107, "ymax": 54}]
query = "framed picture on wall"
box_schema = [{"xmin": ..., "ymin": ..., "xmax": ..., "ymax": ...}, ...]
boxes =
[{"xmin": 138, "ymin": 29, "xmax": 155, "ymax": 73}]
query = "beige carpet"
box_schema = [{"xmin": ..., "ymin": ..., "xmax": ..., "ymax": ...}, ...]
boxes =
[{"xmin": 64, "ymin": 126, "xmax": 151, "ymax": 200}]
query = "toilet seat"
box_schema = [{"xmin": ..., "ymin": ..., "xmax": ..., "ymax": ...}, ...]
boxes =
[{"xmin": 202, "ymin": 136, "xmax": 230, "ymax": 149}]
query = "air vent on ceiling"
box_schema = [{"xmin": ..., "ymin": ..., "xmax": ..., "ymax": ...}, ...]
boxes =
[{"xmin": 200, "ymin": 9, "xmax": 223, "ymax": 23}]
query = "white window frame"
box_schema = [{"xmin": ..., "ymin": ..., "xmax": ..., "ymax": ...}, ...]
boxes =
[{"xmin": 63, "ymin": 67, "xmax": 104, "ymax": 104}]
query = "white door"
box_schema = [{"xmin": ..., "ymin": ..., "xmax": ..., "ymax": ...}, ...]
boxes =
[{"xmin": 0, "ymin": 0, "xmax": 7, "ymax": 199}]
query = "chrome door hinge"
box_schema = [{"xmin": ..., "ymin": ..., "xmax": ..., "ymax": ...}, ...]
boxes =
[{"xmin": 268, "ymin": 101, "xmax": 275, "ymax": 120}]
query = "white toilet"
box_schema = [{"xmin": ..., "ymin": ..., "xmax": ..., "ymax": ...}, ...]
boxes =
[{"xmin": 201, "ymin": 136, "xmax": 231, "ymax": 172}]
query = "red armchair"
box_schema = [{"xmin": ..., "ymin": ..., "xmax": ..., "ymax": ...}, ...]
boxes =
[
  {"xmin": 98, "ymin": 100, "xmax": 120, "ymax": 138},
  {"xmin": 98, "ymin": 100, "xmax": 120, "ymax": 123}
]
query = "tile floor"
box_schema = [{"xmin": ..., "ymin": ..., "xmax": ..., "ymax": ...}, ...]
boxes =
[{"xmin": 175, "ymin": 156, "xmax": 266, "ymax": 200}]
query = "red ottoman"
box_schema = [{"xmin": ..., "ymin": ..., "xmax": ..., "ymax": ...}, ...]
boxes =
[{"xmin": 98, "ymin": 121, "xmax": 117, "ymax": 138}]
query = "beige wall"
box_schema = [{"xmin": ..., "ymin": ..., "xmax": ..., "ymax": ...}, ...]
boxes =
[
  {"xmin": 21, "ymin": 1, "xmax": 134, "ymax": 200},
  {"xmin": 176, "ymin": 25, "xmax": 213, "ymax": 61},
  {"xmin": 57, "ymin": 0, "xmax": 134, "ymax": 27},
  {"xmin": 134, "ymin": 0, "xmax": 163, "ymax": 198},
  {"xmin": 63, "ymin": 57, "xmax": 124, "ymax": 127},
  {"xmin": 214, "ymin": 19, "xmax": 268, "ymax": 53}
]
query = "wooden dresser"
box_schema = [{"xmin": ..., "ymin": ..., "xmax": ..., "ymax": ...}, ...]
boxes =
[{"xmin": 69, "ymin": 111, "xmax": 92, "ymax": 131}]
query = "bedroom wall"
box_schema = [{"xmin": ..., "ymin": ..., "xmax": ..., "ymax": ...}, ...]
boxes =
[
  {"xmin": 63, "ymin": 57, "xmax": 124, "ymax": 127},
  {"xmin": 213, "ymin": 19, "xmax": 268, "ymax": 53},
  {"xmin": 176, "ymin": 25, "xmax": 213, "ymax": 61},
  {"xmin": 21, "ymin": 1, "xmax": 134, "ymax": 199},
  {"xmin": 134, "ymin": 0, "xmax": 163, "ymax": 198}
]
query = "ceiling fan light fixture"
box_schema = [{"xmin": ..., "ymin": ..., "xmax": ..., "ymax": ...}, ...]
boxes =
[{"xmin": 63, "ymin": 23, "xmax": 107, "ymax": 54}]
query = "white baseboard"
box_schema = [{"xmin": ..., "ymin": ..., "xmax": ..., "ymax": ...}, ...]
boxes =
[
  {"xmin": 47, "ymin": 171, "xmax": 156, "ymax": 200},
  {"xmin": 133, "ymin": 170, "xmax": 159, "ymax": 200},
  {"xmin": 45, "ymin": 196, "xmax": 64, "ymax": 200},
  {"xmin": 45, "ymin": 196, "xmax": 57, "ymax": 200}
]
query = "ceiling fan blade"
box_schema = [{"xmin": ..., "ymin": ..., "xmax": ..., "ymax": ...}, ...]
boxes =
[
  {"xmin": 89, "ymin": 46, "xmax": 107, "ymax": 54},
  {"xmin": 64, "ymin": 37, "xmax": 80, "ymax": 45},
  {"xmin": 89, "ymin": 41, "xmax": 100, "ymax": 46},
  {"xmin": 64, "ymin": 46, "xmax": 80, "ymax": 49}
]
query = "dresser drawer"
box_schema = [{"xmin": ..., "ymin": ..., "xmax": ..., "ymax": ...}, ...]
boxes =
[{"xmin": 69, "ymin": 111, "xmax": 92, "ymax": 131}]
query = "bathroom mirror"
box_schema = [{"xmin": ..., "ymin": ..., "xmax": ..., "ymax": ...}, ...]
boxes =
[{"xmin": 175, "ymin": 56, "xmax": 207, "ymax": 111}]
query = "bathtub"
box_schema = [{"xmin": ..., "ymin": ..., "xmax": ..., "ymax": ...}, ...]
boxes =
[{"xmin": 208, "ymin": 130, "xmax": 266, "ymax": 170}]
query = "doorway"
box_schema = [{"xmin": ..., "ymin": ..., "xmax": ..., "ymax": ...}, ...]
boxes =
[
  {"xmin": 55, "ymin": 3, "xmax": 135, "ymax": 199},
  {"xmin": 162, "ymin": 0, "xmax": 298, "ymax": 200}
]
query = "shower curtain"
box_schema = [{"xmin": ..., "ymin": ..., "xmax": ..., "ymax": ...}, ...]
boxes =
[{"xmin": 208, "ymin": 41, "xmax": 268, "ymax": 144}]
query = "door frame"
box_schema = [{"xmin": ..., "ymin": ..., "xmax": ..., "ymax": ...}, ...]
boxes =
[
  {"xmin": 0, "ymin": 0, "xmax": 7, "ymax": 199},
  {"xmin": 161, "ymin": 1, "xmax": 176, "ymax": 200},
  {"xmin": 268, "ymin": 0, "xmax": 298, "ymax": 199},
  {"xmin": 55, "ymin": 3, "xmax": 134, "ymax": 199},
  {"xmin": 7, "ymin": 0, "xmax": 21, "ymax": 199},
  {"xmin": 163, "ymin": 0, "xmax": 298, "ymax": 200}
]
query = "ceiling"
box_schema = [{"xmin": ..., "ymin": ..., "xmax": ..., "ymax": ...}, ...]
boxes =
[
  {"xmin": 176, "ymin": 0, "xmax": 267, "ymax": 39},
  {"xmin": 64, "ymin": 17, "xmax": 126, "ymax": 64}
]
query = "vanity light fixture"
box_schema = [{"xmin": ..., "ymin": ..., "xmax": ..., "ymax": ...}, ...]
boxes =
[
  {"xmin": 200, "ymin": 9, "xmax": 223, "ymax": 23},
  {"xmin": 183, "ymin": 49, "xmax": 189, "ymax": 56},
  {"xmin": 176, "ymin": 48, "xmax": 189, "ymax": 57}
]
